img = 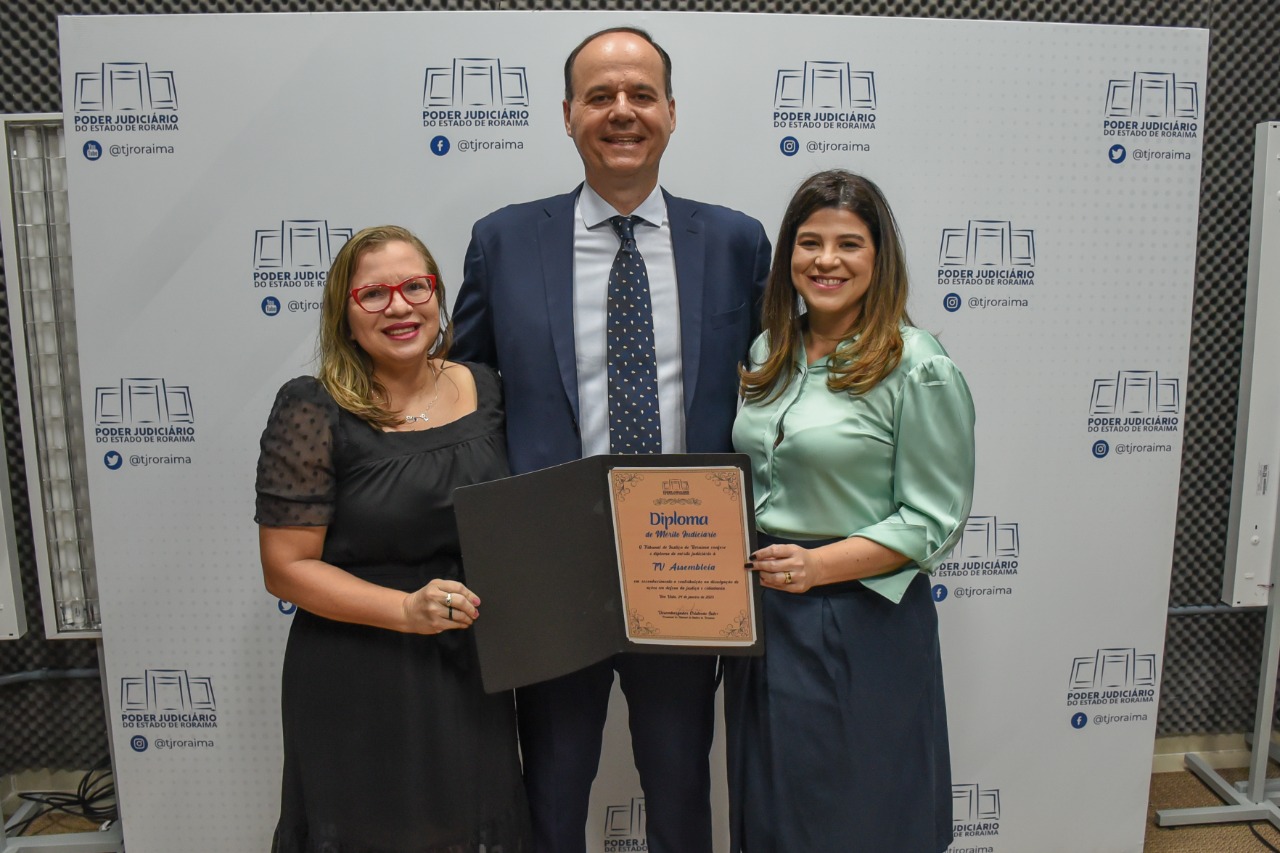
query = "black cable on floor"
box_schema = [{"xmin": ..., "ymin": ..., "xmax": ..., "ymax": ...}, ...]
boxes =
[
  {"xmin": 4, "ymin": 756, "xmax": 116, "ymax": 837},
  {"xmin": 1250, "ymin": 821, "xmax": 1280, "ymax": 852}
]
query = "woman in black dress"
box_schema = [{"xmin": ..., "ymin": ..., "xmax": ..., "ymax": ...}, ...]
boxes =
[{"xmin": 255, "ymin": 225, "xmax": 530, "ymax": 852}]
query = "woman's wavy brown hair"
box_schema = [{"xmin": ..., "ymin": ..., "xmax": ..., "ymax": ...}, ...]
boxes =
[
  {"xmin": 316, "ymin": 225, "xmax": 451, "ymax": 428},
  {"xmin": 740, "ymin": 170, "xmax": 912, "ymax": 403}
]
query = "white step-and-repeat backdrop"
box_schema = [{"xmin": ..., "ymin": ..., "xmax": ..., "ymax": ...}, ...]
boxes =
[{"xmin": 58, "ymin": 11, "xmax": 1207, "ymax": 852}]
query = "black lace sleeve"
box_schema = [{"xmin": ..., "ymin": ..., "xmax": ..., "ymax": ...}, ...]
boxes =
[{"xmin": 254, "ymin": 377, "xmax": 339, "ymax": 527}]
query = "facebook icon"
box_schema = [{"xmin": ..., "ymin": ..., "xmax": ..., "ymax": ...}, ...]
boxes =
[{"xmin": 430, "ymin": 135, "xmax": 451, "ymax": 156}]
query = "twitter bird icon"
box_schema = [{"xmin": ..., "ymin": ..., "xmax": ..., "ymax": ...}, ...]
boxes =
[{"xmin": 1109, "ymin": 144, "xmax": 1127, "ymax": 164}]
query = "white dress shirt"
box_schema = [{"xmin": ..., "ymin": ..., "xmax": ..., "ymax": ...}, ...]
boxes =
[{"xmin": 573, "ymin": 183, "xmax": 686, "ymax": 456}]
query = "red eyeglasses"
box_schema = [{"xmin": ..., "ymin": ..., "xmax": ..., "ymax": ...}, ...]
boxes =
[{"xmin": 349, "ymin": 275, "xmax": 438, "ymax": 313}]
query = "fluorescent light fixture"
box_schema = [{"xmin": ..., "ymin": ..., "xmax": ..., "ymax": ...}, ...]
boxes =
[{"xmin": 1, "ymin": 114, "xmax": 100, "ymax": 638}]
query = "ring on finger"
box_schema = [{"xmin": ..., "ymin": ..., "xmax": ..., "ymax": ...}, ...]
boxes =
[
  {"xmin": 445, "ymin": 592, "xmax": 453, "ymax": 607},
  {"xmin": 784, "ymin": 571, "xmax": 793, "ymax": 585},
  {"xmin": 447, "ymin": 605, "xmax": 454, "ymax": 620}
]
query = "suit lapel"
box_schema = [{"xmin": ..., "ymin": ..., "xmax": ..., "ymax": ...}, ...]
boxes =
[
  {"xmin": 666, "ymin": 192, "xmax": 704, "ymax": 417},
  {"xmin": 539, "ymin": 189, "xmax": 581, "ymax": 424}
]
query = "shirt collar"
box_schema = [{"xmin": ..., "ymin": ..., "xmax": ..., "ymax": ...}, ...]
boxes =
[{"xmin": 580, "ymin": 182, "xmax": 668, "ymax": 230}]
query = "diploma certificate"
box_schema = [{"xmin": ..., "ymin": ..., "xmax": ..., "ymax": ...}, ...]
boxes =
[
  {"xmin": 609, "ymin": 466, "xmax": 756, "ymax": 646},
  {"xmin": 456, "ymin": 453, "xmax": 762, "ymax": 692}
]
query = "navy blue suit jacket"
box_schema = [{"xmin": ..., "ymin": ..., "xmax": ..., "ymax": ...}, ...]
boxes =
[{"xmin": 453, "ymin": 186, "xmax": 770, "ymax": 475}]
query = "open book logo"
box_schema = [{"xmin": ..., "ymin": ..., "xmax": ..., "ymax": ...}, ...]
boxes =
[
  {"xmin": 253, "ymin": 220, "xmax": 352, "ymax": 271},
  {"xmin": 602, "ymin": 797, "xmax": 646, "ymax": 841},
  {"xmin": 957, "ymin": 516, "xmax": 1020, "ymax": 560},
  {"xmin": 423, "ymin": 59, "xmax": 530, "ymax": 109},
  {"xmin": 938, "ymin": 220, "xmax": 1035, "ymax": 269},
  {"xmin": 73, "ymin": 62, "xmax": 178, "ymax": 113},
  {"xmin": 120, "ymin": 669, "xmax": 215, "ymax": 713},
  {"xmin": 774, "ymin": 61, "xmax": 876, "ymax": 111},
  {"xmin": 953, "ymin": 783, "xmax": 1001, "ymax": 822},
  {"xmin": 94, "ymin": 378, "xmax": 194, "ymax": 428},
  {"xmin": 1089, "ymin": 371, "xmax": 1181, "ymax": 416},
  {"xmin": 1104, "ymin": 72, "xmax": 1199, "ymax": 120},
  {"xmin": 661, "ymin": 479, "xmax": 690, "ymax": 496},
  {"xmin": 1069, "ymin": 649, "xmax": 1158, "ymax": 691}
]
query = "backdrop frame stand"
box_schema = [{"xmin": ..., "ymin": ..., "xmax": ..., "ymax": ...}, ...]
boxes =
[
  {"xmin": 1157, "ymin": 121, "xmax": 1280, "ymax": 829},
  {"xmin": 1154, "ymin": 534, "xmax": 1280, "ymax": 828},
  {"xmin": 1154, "ymin": 493, "xmax": 1280, "ymax": 828}
]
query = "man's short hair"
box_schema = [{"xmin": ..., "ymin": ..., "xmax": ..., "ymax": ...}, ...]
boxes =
[{"xmin": 563, "ymin": 26, "xmax": 673, "ymax": 102}]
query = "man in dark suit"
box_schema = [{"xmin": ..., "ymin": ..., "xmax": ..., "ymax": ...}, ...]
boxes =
[{"xmin": 452, "ymin": 26, "xmax": 770, "ymax": 853}]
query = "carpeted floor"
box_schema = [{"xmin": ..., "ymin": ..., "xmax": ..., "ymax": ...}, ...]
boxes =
[
  {"xmin": 12, "ymin": 769, "xmax": 1280, "ymax": 850},
  {"xmin": 17, "ymin": 810, "xmax": 101, "ymax": 836},
  {"xmin": 1147, "ymin": 767, "xmax": 1280, "ymax": 852}
]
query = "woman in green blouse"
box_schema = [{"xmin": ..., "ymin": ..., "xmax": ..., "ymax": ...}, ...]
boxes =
[{"xmin": 725, "ymin": 170, "xmax": 976, "ymax": 853}]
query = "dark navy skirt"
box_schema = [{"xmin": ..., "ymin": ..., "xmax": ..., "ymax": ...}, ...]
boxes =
[{"xmin": 724, "ymin": 535, "xmax": 953, "ymax": 853}]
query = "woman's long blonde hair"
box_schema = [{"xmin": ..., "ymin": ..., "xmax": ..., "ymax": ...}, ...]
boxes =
[
  {"xmin": 316, "ymin": 225, "xmax": 452, "ymax": 428},
  {"xmin": 740, "ymin": 170, "xmax": 912, "ymax": 404}
]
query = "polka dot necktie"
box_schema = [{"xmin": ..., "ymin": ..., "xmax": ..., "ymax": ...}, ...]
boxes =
[{"xmin": 607, "ymin": 215, "xmax": 662, "ymax": 454}]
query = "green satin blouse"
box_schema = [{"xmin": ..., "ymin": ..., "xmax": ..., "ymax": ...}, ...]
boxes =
[{"xmin": 731, "ymin": 325, "xmax": 977, "ymax": 603}]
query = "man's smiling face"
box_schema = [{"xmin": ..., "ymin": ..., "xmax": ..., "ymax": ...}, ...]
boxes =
[{"xmin": 563, "ymin": 31, "xmax": 676, "ymax": 192}]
